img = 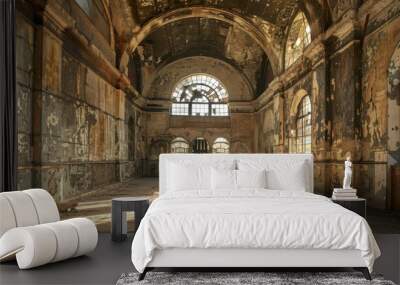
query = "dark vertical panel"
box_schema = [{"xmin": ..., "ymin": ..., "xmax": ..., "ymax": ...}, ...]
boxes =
[{"xmin": 0, "ymin": 0, "xmax": 17, "ymax": 192}]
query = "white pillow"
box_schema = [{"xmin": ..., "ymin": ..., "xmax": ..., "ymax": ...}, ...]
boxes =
[
  {"xmin": 168, "ymin": 163, "xmax": 211, "ymax": 191},
  {"xmin": 238, "ymin": 159, "xmax": 309, "ymax": 191},
  {"xmin": 236, "ymin": 169, "xmax": 267, "ymax": 189},
  {"xmin": 211, "ymin": 168, "xmax": 237, "ymax": 190},
  {"xmin": 167, "ymin": 159, "xmax": 236, "ymax": 192},
  {"xmin": 265, "ymin": 162, "xmax": 307, "ymax": 191}
]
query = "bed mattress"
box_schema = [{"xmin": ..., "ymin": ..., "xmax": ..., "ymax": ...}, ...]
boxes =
[{"xmin": 131, "ymin": 190, "xmax": 380, "ymax": 273}]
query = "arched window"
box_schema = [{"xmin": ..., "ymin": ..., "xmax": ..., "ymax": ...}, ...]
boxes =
[
  {"xmin": 295, "ymin": 95, "xmax": 311, "ymax": 153},
  {"xmin": 285, "ymin": 12, "xmax": 311, "ymax": 69},
  {"xmin": 75, "ymin": 0, "xmax": 110, "ymax": 42},
  {"xmin": 212, "ymin": 137, "xmax": 230, "ymax": 153},
  {"xmin": 171, "ymin": 137, "xmax": 190, "ymax": 153},
  {"xmin": 171, "ymin": 74, "xmax": 229, "ymax": 117}
]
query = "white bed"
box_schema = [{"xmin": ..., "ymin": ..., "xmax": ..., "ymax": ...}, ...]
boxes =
[{"xmin": 131, "ymin": 154, "xmax": 380, "ymax": 280}]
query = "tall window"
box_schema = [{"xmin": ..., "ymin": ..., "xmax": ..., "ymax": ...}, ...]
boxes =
[
  {"xmin": 212, "ymin": 137, "xmax": 230, "ymax": 153},
  {"xmin": 171, "ymin": 137, "xmax": 190, "ymax": 153},
  {"xmin": 295, "ymin": 96, "xmax": 311, "ymax": 153},
  {"xmin": 171, "ymin": 74, "xmax": 229, "ymax": 117},
  {"xmin": 285, "ymin": 12, "xmax": 311, "ymax": 69}
]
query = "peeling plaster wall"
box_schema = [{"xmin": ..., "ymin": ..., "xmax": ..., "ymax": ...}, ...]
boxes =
[
  {"xmin": 361, "ymin": 7, "xmax": 400, "ymax": 208},
  {"xmin": 16, "ymin": 12, "xmax": 34, "ymax": 190},
  {"xmin": 15, "ymin": 0, "xmax": 400, "ymax": 209},
  {"xmin": 278, "ymin": 68, "xmax": 331, "ymax": 196},
  {"xmin": 254, "ymin": 0, "xmax": 400, "ymax": 208},
  {"xmin": 15, "ymin": 7, "xmax": 144, "ymax": 202}
]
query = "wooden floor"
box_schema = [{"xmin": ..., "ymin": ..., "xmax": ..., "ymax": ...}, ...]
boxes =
[{"xmin": 1, "ymin": 233, "xmax": 399, "ymax": 285}]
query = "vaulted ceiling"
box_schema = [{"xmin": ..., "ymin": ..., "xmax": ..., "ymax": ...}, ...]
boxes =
[
  {"xmin": 131, "ymin": 0, "xmax": 299, "ymax": 27},
  {"xmin": 114, "ymin": 0, "xmax": 337, "ymax": 98},
  {"xmin": 139, "ymin": 17, "xmax": 267, "ymax": 93},
  {"xmin": 143, "ymin": 17, "xmax": 231, "ymax": 65}
]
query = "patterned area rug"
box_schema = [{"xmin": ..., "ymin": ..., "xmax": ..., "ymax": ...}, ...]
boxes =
[{"xmin": 116, "ymin": 272, "xmax": 395, "ymax": 285}]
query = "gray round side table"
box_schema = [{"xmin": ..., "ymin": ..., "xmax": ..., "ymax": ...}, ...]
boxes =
[{"xmin": 111, "ymin": 197, "xmax": 149, "ymax": 242}]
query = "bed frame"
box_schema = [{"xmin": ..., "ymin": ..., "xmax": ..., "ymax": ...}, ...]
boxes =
[
  {"xmin": 139, "ymin": 154, "xmax": 371, "ymax": 281},
  {"xmin": 139, "ymin": 248, "xmax": 371, "ymax": 280}
]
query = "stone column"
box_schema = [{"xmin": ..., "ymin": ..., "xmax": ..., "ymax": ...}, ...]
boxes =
[{"xmin": 311, "ymin": 46, "xmax": 333, "ymax": 195}]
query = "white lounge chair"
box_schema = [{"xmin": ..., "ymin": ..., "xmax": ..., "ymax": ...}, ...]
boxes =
[{"xmin": 0, "ymin": 189, "xmax": 98, "ymax": 269}]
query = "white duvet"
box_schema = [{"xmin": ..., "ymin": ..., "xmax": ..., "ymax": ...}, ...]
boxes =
[{"xmin": 131, "ymin": 190, "xmax": 380, "ymax": 273}]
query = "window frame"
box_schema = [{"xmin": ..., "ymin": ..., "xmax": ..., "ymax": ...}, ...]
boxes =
[
  {"xmin": 284, "ymin": 12, "xmax": 312, "ymax": 69},
  {"xmin": 170, "ymin": 137, "xmax": 190, "ymax": 153},
  {"xmin": 295, "ymin": 95, "xmax": 312, "ymax": 153},
  {"xmin": 212, "ymin": 137, "xmax": 230, "ymax": 153},
  {"xmin": 171, "ymin": 74, "xmax": 229, "ymax": 117}
]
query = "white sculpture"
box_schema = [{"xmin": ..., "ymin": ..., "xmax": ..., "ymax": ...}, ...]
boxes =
[{"xmin": 343, "ymin": 156, "xmax": 352, "ymax": 189}]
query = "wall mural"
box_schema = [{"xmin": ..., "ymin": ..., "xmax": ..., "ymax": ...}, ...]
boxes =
[{"xmin": 388, "ymin": 41, "xmax": 400, "ymax": 166}]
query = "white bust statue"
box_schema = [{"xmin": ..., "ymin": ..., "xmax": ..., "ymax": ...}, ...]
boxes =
[{"xmin": 343, "ymin": 156, "xmax": 352, "ymax": 189}]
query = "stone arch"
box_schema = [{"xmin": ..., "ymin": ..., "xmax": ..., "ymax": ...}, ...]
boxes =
[
  {"xmin": 154, "ymin": 53, "xmax": 255, "ymax": 98},
  {"xmin": 144, "ymin": 56, "xmax": 254, "ymax": 102},
  {"xmin": 290, "ymin": 89, "xmax": 309, "ymax": 120},
  {"xmin": 122, "ymin": 7, "xmax": 280, "ymax": 75},
  {"xmin": 169, "ymin": 135, "xmax": 191, "ymax": 145}
]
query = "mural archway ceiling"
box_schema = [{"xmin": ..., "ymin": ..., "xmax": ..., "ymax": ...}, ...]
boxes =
[
  {"xmin": 139, "ymin": 17, "xmax": 268, "ymax": 92},
  {"xmin": 132, "ymin": 0, "xmax": 298, "ymax": 27},
  {"xmin": 125, "ymin": 0, "xmax": 307, "ymax": 96}
]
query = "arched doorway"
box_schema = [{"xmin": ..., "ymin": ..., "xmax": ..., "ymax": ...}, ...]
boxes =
[{"xmin": 192, "ymin": 137, "xmax": 209, "ymax": 153}]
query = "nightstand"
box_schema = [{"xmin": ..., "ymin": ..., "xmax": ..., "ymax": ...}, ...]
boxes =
[
  {"xmin": 111, "ymin": 197, "xmax": 150, "ymax": 241},
  {"xmin": 331, "ymin": 198, "xmax": 366, "ymax": 218}
]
